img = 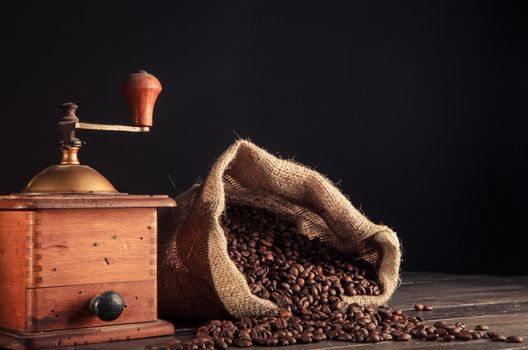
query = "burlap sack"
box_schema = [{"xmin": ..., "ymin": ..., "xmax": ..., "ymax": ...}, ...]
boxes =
[{"xmin": 159, "ymin": 140, "xmax": 401, "ymax": 321}]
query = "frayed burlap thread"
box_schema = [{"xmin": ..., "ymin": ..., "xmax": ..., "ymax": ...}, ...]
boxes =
[{"xmin": 159, "ymin": 140, "xmax": 401, "ymax": 321}]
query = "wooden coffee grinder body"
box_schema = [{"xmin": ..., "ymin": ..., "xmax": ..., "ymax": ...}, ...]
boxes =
[{"xmin": 0, "ymin": 196, "xmax": 176, "ymax": 349}]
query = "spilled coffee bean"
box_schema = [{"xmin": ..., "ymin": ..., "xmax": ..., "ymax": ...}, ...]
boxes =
[
  {"xmin": 507, "ymin": 336, "xmax": 524, "ymax": 343},
  {"xmin": 145, "ymin": 204, "xmax": 523, "ymax": 349}
]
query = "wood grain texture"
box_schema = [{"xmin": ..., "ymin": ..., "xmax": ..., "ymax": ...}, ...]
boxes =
[
  {"xmin": 391, "ymin": 274, "xmax": 528, "ymax": 309},
  {"xmin": 0, "ymin": 320, "xmax": 174, "ymax": 350},
  {"xmin": 26, "ymin": 280, "xmax": 157, "ymax": 332},
  {"xmin": 122, "ymin": 70, "xmax": 162, "ymax": 128},
  {"xmin": 0, "ymin": 195, "xmax": 172, "ymax": 348},
  {"xmin": 28, "ymin": 208, "xmax": 157, "ymax": 287},
  {"xmin": 0, "ymin": 211, "xmax": 32, "ymax": 331},
  {"xmin": 0, "ymin": 195, "xmax": 176, "ymax": 210}
]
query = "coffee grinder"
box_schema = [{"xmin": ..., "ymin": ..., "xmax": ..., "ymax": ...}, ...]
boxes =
[{"xmin": 0, "ymin": 70, "xmax": 176, "ymax": 349}]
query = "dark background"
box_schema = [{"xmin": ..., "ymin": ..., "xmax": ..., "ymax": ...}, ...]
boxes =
[{"xmin": 0, "ymin": 1, "xmax": 526, "ymax": 274}]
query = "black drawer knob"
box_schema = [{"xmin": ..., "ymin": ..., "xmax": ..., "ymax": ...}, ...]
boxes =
[{"xmin": 90, "ymin": 291, "xmax": 125, "ymax": 321}]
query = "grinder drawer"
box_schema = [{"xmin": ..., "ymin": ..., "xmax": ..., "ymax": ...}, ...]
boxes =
[{"xmin": 26, "ymin": 280, "xmax": 157, "ymax": 332}]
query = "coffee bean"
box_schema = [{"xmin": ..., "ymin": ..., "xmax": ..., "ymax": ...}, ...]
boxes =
[
  {"xmin": 238, "ymin": 329, "xmax": 251, "ymax": 341},
  {"xmin": 436, "ymin": 328, "xmax": 448, "ymax": 336},
  {"xmin": 299, "ymin": 335, "xmax": 312, "ymax": 343},
  {"xmin": 425, "ymin": 333, "xmax": 439, "ymax": 341},
  {"xmin": 414, "ymin": 304, "xmax": 424, "ymax": 311},
  {"xmin": 457, "ymin": 331, "xmax": 473, "ymax": 341},
  {"xmin": 286, "ymin": 336, "xmax": 296, "ymax": 345},
  {"xmin": 265, "ymin": 338, "xmax": 279, "ymax": 346},
  {"xmin": 506, "ymin": 336, "xmax": 523, "ymax": 343},
  {"xmin": 312, "ymin": 334, "xmax": 326, "ymax": 342},
  {"xmin": 368, "ymin": 334, "xmax": 382, "ymax": 343},
  {"xmin": 492, "ymin": 334, "xmax": 507, "ymax": 342},
  {"xmin": 452, "ymin": 326, "xmax": 463, "ymax": 334},
  {"xmin": 214, "ymin": 338, "xmax": 228, "ymax": 349},
  {"xmin": 274, "ymin": 318, "xmax": 288, "ymax": 329},
  {"xmin": 336, "ymin": 333, "xmax": 351, "ymax": 341},
  {"xmin": 416, "ymin": 329, "xmax": 427, "ymax": 338},
  {"xmin": 423, "ymin": 305, "xmax": 433, "ymax": 311},
  {"xmin": 234, "ymin": 339, "xmax": 252, "ymax": 347},
  {"xmin": 475, "ymin": 324, "xmax": 489, "ymax": 331},
  {"xmin": 344, "ymin": 287, "xmax": 356, "ymax": 296},
  {"xmin": 444, "ymin": 335, "xmax": 456, "ymax": 342},
  {"xmin": 397, "ymin": 334, "xmax": 412, "ymax": 341},
  {"xmin": 365, "ymin": 322, "xmax": 377, "ymax": 331},
  {"xmin": 434, "ymin": 321, "xmax": 447, "ymax": 329},
  {"xmin": 425, "ymin": 326, "xmax": 435, "ymax": 334},
  {"xmin": 259, "ymin": 239, "xmax": 273, "ymax": 247}
]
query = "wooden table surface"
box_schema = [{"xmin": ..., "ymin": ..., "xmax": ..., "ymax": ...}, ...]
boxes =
[{"xmin": 44, "ymin": 272, "xmax": 528, "ymax": 350}]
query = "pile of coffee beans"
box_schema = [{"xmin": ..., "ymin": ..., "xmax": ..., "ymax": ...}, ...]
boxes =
[
  {"xmin": 224, "ymin": 203, "xmax": 381, "ymax": 305},
  {"xmin": 145, "ymin": 204, "xmax": 523, "ymax": 349}
]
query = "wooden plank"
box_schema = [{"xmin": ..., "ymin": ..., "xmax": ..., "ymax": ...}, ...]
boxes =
[
  {"xmin": 0, "ymin": 211, "xmax": 32, "ymax": 331},
  {"xmin": 390, "ymin": 275, "xmax": 528, "ymax": 310},
  {"xmin": 405, "ymin": 300, "xmax": 528, "ymax": 321},
  {"xmin": 0, "ymin": 195, "xmax": 176, "ymax": 210},
  {"xmin": 401, "ymin": 271, "xmax": 528, "ymax": 286},
  {"xmin": 29, "ymin": 209, "xmax": 157, "ymax": 287},
  {"xmin": 400, "ymin": 271, "xmax": 473, "ymax": 285},
  {"xmin": 26, "ymin": 280, "xmax": 157, "ymax": 332},
  {"xmin": 0, "ymin": 320, "xmax": 174, "ymax": 350}
]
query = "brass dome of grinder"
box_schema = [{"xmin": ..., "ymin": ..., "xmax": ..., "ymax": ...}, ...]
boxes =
[
  {"xmin": 22, "ymin": 146, "xmax": 118, "ymax": 194},
  {"xmin": 22, "ymin": 164, "xmax": 118, "ymax": 194}
]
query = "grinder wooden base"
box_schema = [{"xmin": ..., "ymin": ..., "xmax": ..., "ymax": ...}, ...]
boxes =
[
  {"xmin": 0, "ymin": 320, "xmax": 175, "ymax": 350},
  {"xmin": 0, "ymin": 195, "xmax": 177, "ymax": 350}
]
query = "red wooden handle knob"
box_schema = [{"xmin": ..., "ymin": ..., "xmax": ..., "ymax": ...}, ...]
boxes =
[{"xmin": 122, "ymin": 70, "xmax": 162, "ymax": 128}]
